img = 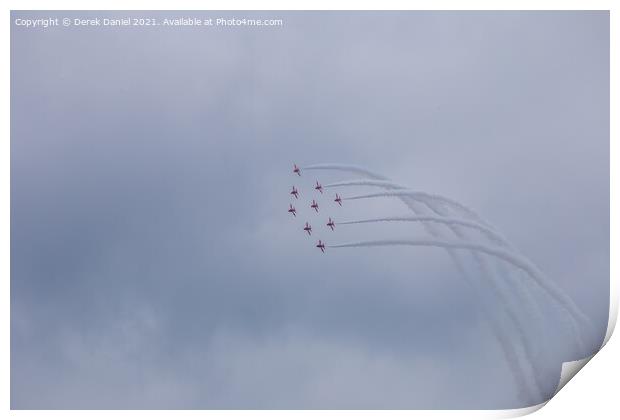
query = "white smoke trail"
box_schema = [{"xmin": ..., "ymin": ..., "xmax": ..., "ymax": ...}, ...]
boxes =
[
  {"xmin": 392, "ymin": 195, "xmax": 546, "ymax": 401},
  {"xmin": 329, "ymin": 238, "xmax": 591, "ymax": 339},
  {"xmin": 325, "ymin": 179, "xmax": 408, "ymax": 189},
  {"xmin": 323, "ymin": 174, "xmax": 583, "ymax": 396},
  {"xmin": 342, "ymin": 189, "xmax": 487, "ymax": 225},
  {"xmin": 419, "ymin": 200, "xmax": 554, "ymax": 397},
  {"xmin": 439, "ymin": 244, "xmax": 539, "ymax": 405},
  {"xmin": 302, "ymin": 164, "xmax": 390, "ymax": 180},
  {"xmin": 330, "ymin": 181, "xmax": 576, "ymax": 361},
  {"xmin": 324, "ymin": 178, "xmax": 489, "ymax": 227},
  {"xmin": 338, "ymin": 201, "xmax": 555, "ymax": 395},
  {"xmin": 338, "ymin": 188, "xmax": 591, "ymax": 338},
  {"xmin": 303, "ymin": 164, "xmax": 543, "ymax": 402},
  {"xmin": 304, "ymin": 164, "xmax": 595, "ymax": 399},
  {"xmin": 338, "ymin": 216, "xmax": 509, "ymax": 246}
]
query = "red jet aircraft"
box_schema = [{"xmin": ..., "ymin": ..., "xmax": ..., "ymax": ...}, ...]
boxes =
[
  {"xmin": 316, "ymin": 240, "xmax": 325, "ymax": 253},
  {"xmin": 315, "ymin": 181, "xmax": 323, "ymax": 194},
  {"xmin": 288, "ymin": 204, "xmax": 297, "ymax": 217},
  {"xmin": 290, "ymin": 186, "xmax": 299, "ymax": 199},
  {"xmin": 310, "ymin": 199, "xmax": 319, "ymax": 213},
  {"xmin": 303, "ymin": 222, "xmax": 312, "ymax": 236},
  {"xmin": 293, "ymin": 164, "xmax": 301, "ymax": 176},
  {"xmin": 327, "ymin": 217, "xmax": 335, "ymax": 231},
  {"xmin": 334, "ymin": 194, "xmax": 342, "ymax": 206}
]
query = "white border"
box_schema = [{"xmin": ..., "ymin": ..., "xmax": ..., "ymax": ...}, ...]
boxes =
[{"xmin": 3, "ymin": 1, "xmax": 616, "ymax": 418}]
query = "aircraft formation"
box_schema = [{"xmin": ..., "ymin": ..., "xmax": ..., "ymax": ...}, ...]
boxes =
[{"xmin": 289, "ymin": 163, "xmax": 339, "ymax": 253}]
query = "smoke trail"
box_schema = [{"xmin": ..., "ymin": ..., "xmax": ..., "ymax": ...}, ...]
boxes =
[
  {"xmin": 329, "ymin": 238, "xmax": 591, "ymax": 341},
  {"xmin": 386, "ymin": 208, "xmax": 542, "ymax": 403},
  {"xmin": 318, "ymin": 167, "xmax": 588, "ymax": 395},
  {"xmin": 302, "ymin": 164, "xmax": 389, "ymax": 180},
  {"xmin": 324, "ymin": 178, "xmax": 488, "ymax": 227},
  {"xmin": 303, "ymin": 164, "xmax": 594, "ymax": 399},
  {"xmin": 419, "ymin": 200, "xmax": 554, "ymax": 396},
  {"xmin": 332, "ymin": 183, "xmax": 576, "ymax": 360},
  {"xmin": 437, "ymin": 242, "xmax": 539, "ymax": 405},
  {"xmin": 343, "ymin": 190, "xmax": 590, "ymax": 340},
  {"xmin": 303, "ymin": 164, "xmax": 543, "ymax": 402},
  {"xmin": 325, "ymin": 179, "xmax": 409, "ymax": 190},
  {"xmin": 343, "ymin": 189, "xmax": 487, "ymax": 225},
  {"xmin": 337, "ymin": 187, "xmax": 592, "ymax": 337},
  {"xmin": 338, "ymin": 216, "xmax": 509, "ymax": 246},
  {"xmin": 340, "ymin": 200, "xmax": 555, "ymax": 395}
]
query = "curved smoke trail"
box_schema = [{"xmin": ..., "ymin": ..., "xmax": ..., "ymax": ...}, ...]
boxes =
[
  {"xmin": 418, "ymin": 200, "xmax": 555, "ymax": 397},
  {"xmin": 325, "ymin": 179, "xmax": 409, "ymax": 189},
  {"xmin": 320, "ymin": 169, "xmax": 592, "ymax": 397},
  {"xmin": 328, "ymin": 239, "xmax": 534, "ymax": 270},
  {"xmin": 342, "ymin": 189, "xmax": 488, "ymax": 226},
  {"xmin": 329, "ymin": 238, "xmax": 590, "ymax": 337},
  {"xmin": 338, "ymin": 216, "xmax": 509, "ymax": 246},
  {"xmin": 339, "ymin": 189, "xmax": 592, "ymax": 330},
  {"xmin": 305, "ymin": 164, "xmax": 541, "ymax": 403},
  {"xmin": 326, "ymin": 178, "xmax": 579, "ymax": 360},
  {"xmin": 441, "ymin": 245, "xmax": 539, "ymax": 405},
  {"xmin": 302, "ymin": 164, "xmax": 390, "ymax": 180},
  {"xmin": 390, "ymin": 194, "xmax": 544, "ymax": 395}
]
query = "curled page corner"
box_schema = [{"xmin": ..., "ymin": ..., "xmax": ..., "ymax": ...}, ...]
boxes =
[
  {"xmin": 494, "ymin": 402, "xmax": 547, "ymax": 419},
  {"xmin": 551, "ymin": 305, "xmax": 619, "ymax": 397},
  {"xmin": 492, "ymin": 357, "xmax": 596, "ymax": 420},
  {"xmin": 554, "ymin": 355, "xmax": 595, "ymax": 396},
  {"xmin": 9, "ymin": 10, "xmax": 609, "ymax": 411}
]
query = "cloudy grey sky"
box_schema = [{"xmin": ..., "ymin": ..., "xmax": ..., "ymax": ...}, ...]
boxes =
[{"xmin": 11, "ymin": 11, "xmax": 609, "ymax": 409}]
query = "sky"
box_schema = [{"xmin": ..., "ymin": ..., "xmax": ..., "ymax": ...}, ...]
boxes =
[{"xmin": 10, "ymin": 11, "xmax": 609, "ymax": 409}]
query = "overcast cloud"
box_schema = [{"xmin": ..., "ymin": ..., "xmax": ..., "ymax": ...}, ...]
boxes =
[{"xmin": 11, "ymin": 11, "xmax": 609, "ymax": 409}]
